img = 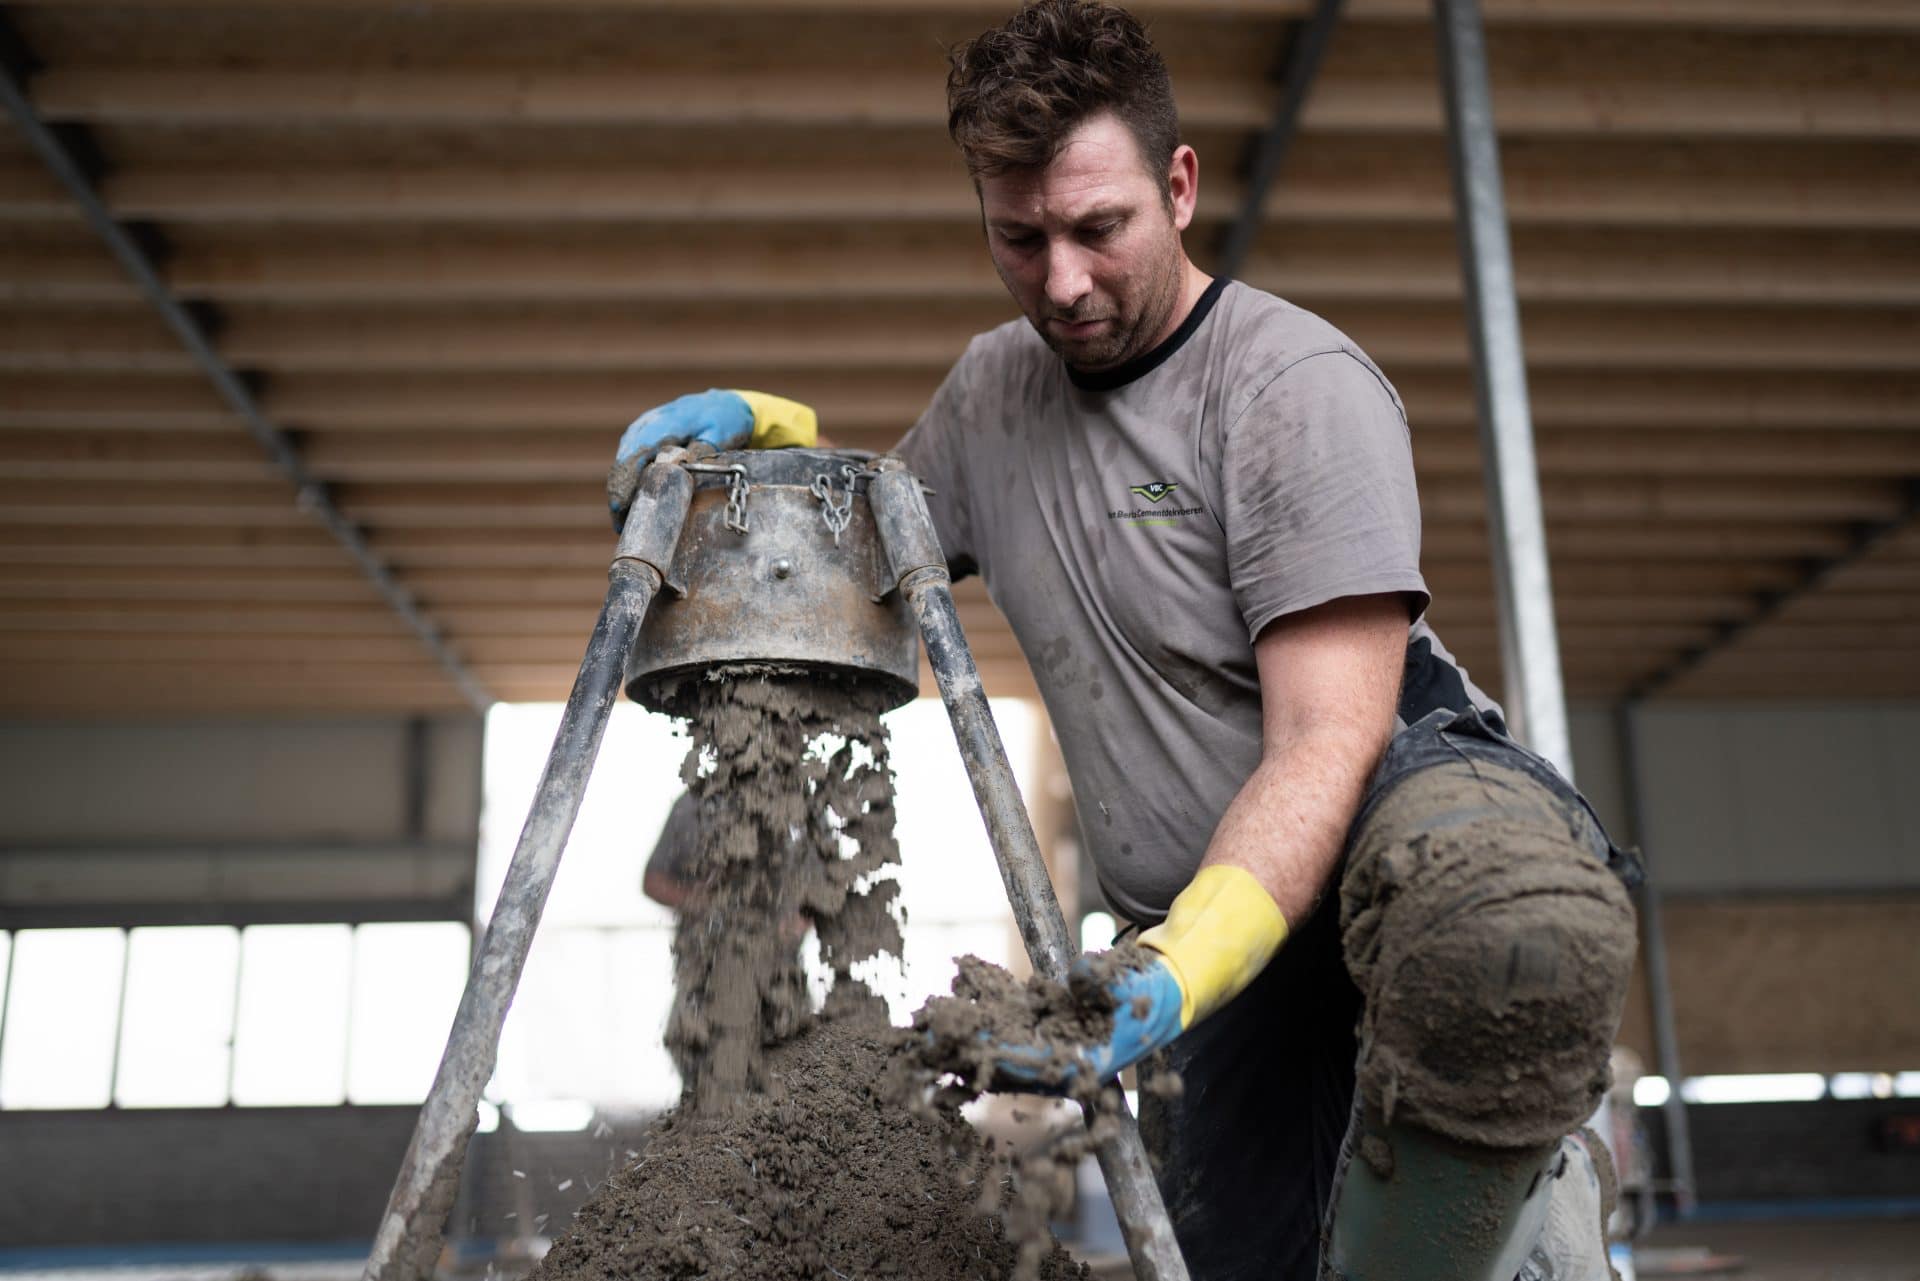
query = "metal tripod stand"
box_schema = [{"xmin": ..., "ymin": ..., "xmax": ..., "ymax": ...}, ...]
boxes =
[{"xmin": 364, "ymin": 448, "xmax": 1188, "ymax": 1281}]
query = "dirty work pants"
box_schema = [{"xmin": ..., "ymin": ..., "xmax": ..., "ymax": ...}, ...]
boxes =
[{"xmin": 1135, "ymin": 704, "xmax": 1639, "ymax": 1281}]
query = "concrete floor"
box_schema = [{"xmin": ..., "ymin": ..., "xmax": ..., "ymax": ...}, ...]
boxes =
[
  {"xmin": 1079, "ymin": 1217, "xmax": 1920, "ymax": 1280},
  {"xmin": 1637, "ymin": 1218, "xmax": 1920, "ymax": 1281}
]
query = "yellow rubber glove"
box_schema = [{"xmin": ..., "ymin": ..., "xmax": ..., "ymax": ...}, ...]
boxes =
[
  {"xmin": 988, "ymin": 865, "xmax": 1289, "ymax": 1090},
  {"xmin": 733, "ymin": 389, "xmax": 818, "ymax": 450},
  {"xmin": 1139, "ymin": 864, "xmax": 1289, "ymax": 1028},
  {"xmin": 609, "ymin": 389, "xmax": 819, "ymax": 529}
]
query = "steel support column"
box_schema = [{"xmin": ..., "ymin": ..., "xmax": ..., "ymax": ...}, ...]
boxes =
[
  {"xmin": 1432, "ymin": 0, "xmax": 1573, "ymax": 777},
  {"xmin": 1614, "ymin": 701, "xmax": 1699, "ymax": 1219}
]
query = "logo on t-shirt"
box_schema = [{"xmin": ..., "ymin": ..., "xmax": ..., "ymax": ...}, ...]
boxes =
[{"xmin": 1110, "ymin": 481, "xmax": 1206, "ymax": 527}]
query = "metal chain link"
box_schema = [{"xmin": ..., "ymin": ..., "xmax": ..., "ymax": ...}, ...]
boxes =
[
  {"xmin": 810, "ymin": 465, "xmax": 859, "ymax": 545},
  {"xmin": 722, "ymin": 466, "xmax": 751, "ymax": 534},
  {"xmin": 682, "ymin": 461, "xmax": 753, "ymax": 535}
]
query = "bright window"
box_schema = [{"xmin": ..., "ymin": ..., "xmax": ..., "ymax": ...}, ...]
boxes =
[
  {"xmin": 347, "ymin": 921, "xmax": 469, "ymax": 1105},
  {"xmin": 0, "ymin": 928, "xmax": 126, "ymax": 1109},
  {"xmin": 230, "ymin": 924, "xmax": 353, "ymax": 1107},
  {"xmin": 115, "ymin": 926, "xmax": 241, "ymax": 1108}
]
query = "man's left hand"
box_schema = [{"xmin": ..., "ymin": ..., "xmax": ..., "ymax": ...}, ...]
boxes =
[{"xmin": 990, "ymin": 864, "xmax": 1288, "ymax": 1092}]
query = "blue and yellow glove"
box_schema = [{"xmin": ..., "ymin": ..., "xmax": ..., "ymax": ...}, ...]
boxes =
[
  {"xmin": 606, "ymin": 389, "xmax": 817, "ymax": 530},
  {"xmin": 994, "ymin": 865, "xmax": 1288, "ymax": 1090}
]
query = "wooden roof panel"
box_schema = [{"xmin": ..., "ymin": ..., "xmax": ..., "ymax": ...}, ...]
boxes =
[{"xmin": 2, "ymin": 0, "xmax": 1916, "ymax": 713}]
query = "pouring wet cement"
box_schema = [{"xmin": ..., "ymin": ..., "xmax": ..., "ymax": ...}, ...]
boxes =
[{"xmin": 530, "ymin": 671, "xmax": 1090, "ymax": 1281}]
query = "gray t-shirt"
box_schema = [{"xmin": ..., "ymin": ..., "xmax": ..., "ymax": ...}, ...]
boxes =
[{"xmin": 897, "ymin": 279, "xmax": 1496, "ymax": 925}]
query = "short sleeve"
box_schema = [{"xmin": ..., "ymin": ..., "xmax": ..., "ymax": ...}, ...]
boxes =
[
  {"xmin": 893, "ymin": 340, "xmax": 982, "ymax": 579},
  {"xmin": 1221, "ymin": 350, "xmax": 1430, "ymax": 639}
]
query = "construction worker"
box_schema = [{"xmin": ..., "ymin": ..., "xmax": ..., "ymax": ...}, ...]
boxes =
[{"xmin": 608, "ymin": 3, "xmax": 1639, "ymax": 1278}]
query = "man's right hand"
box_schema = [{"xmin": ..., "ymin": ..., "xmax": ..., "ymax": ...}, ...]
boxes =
[
  {"xmin": 607, "ymin": 389, "xmax": 818, "ymax": 530},
  {"xmin": 986, "ymin": 865, "xmax": 1288, "ymax": 1091}
]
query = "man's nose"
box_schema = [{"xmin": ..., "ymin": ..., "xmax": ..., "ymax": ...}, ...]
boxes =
[{"xmin": 1044, "ymin": 240, "xmax": 1092, "ymax": 310}]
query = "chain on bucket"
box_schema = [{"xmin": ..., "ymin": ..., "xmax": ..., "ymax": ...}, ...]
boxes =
[{"xmin": 810, "ymin": 464, "xmax": 861, "ymax": 546}]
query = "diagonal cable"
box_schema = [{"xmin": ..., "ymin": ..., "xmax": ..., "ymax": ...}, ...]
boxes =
[
  {"xmin": 1627, "ymin": 480, "xmax": 1920, "ymax": 702},
  {"xmin": 1214, "ymin": 0, "xmax": 1345, "ymax": 282},
  {"xmin": 0, "ymin": 15, "xmax": 491, "ymax": 712}
]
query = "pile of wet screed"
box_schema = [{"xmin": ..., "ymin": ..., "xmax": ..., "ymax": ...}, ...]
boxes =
[{"xmin": 530, "ymin": 671, "xmax": 1096, "ymax": 1281}]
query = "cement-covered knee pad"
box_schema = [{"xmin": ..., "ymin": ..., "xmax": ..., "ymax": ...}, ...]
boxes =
[{"xmin": 1340, "ymin": 758, "xmax": 1637, "ymax": 1149}]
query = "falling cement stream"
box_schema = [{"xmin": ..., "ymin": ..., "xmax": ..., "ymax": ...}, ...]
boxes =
[{"xmin": 528, "ymin": 670, "xmax": 1089, "ymax": 1281}]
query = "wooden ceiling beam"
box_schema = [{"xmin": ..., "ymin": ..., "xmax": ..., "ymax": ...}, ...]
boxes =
[
  {"xmin": 1420, "ymin": 428, "xmax": 1920, "ymax": 478},
  {"xmin": 12, "ymin": 224, "xmax": 1910, "ymax": 308},
  {"xmin": 1445, "ymin": 622, "xmax": 1920, "ymax": 652},
  {"xmin": 0, "ymin": 234, "xmax": 133, "ymax": 302},
  {"xmin": 0, "ymin": 603, "xmax": 1037, "ymax": 657},
  {"xmin": 0, "ymin": 522, "xmax": 608, "ymax": 567},
  {"xmin": 0, "ymin": 632, "xmax": 628, "ymax": 664},
  {"xmin": 12, "ymin": 367, "xmax": 1909, "ymax": 432},
  {"xmin": 0, "ymin": 564, "xmax": 616, "ymax": 605},
  {"xmin": 1429, "ymin": 477, "xmax": 1903, "ymax": 524},
  {"xmin": 8, "ymin": 626, "xmax": 1911, "ymax": 676},
  {"xmin": 1771, "ymin": 592, "xmax": 1920, "ymax": 624},
  {"xmin": 9, "ymin": 423, "xmax": 1919, "ymax": 486},
  {"xmin": 31, "ymin": 43, "xmax": 1919, "ymax": 140},
  {"xmin": 310, "ymin": 424, "xmax": 1916, "ymax": 483},
  {"xmin": 1423, "ymin": 523, "xmax": 1859, "ymax": 561},
  {"xmin": 0, "ymin": 559, "xmax": 1832, "ymax": 604},
  {"xmin": 0, "ymin": 475, "xmax": 1902, "ymax": 528},
  {"xmin": 0, "ymin": 429, "xmax": 272, "ymax": 480},
  {"xmin": 9, "ymin": 650, "xmax": 1914, "ymax": 714},
  {"xmin": 0, "ymin": 666, "xmax": 1050, "ymax": 717},
  {"xmin": 5, "ymin": 0, "xmax": 1915, "ymax": 31},
  {"xmin": 8, "ymin": 300, "xmax": 1918, "ymax": 376},
  {"xmin": 0, "ymin": 591, "xmax": 1803, "ymax": 631},
  {"xmin": 14, "ymin": 628, "xmax": 1911, "ymax": 698},
  {"xmin": 1656, "ymin": 672, "xmax": 1920, "ymax": 700},
  {"xmin": 0, "ymin": 521, "xmax": 1861, "ymax": 572},
  {"xmin": 39, "ymin": 138, "xmax": 1909, "ymax": 231},
  {"xmin": 27, "ymin": 67, "xmax": 1251, "ymax": 132},
  {"xmin": 1661, "ymin": 650, "xmax": 1920, "ymax": 676}
]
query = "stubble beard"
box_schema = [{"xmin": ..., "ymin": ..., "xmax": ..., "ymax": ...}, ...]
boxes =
[{"xmin": 1033, "ymin": 241, "xmax": 1186, "ymax": 374}]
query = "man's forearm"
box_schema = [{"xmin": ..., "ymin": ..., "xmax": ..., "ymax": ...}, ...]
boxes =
[{"xmin": 1199, "ymin": 714, "xmax": 1394, "ymax": 926}]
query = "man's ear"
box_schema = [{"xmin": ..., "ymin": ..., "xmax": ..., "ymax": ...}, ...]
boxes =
[{"xmin": 1167, "ymin": 144, "xmax": 1200, "ymax": 232}]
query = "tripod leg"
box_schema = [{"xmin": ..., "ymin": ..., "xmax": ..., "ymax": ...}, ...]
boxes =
[
  {"xmin": 867, "ymin": 465, "xmax": 1191, "ymax": 1281},
  {"xmin": 365, "ymin": 462, "xmax": 693, "ymax": 1281}
]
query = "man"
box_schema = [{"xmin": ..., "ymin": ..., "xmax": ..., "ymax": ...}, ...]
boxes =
[{"xmin": 609, "ymin": 3, "xmax": 1638, "ymax": 1278}]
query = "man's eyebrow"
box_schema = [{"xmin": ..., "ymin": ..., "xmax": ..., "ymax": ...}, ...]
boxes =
[
  {"xmin": 986, "ymin": 216, "xmax": 1039, "ymax": 234},
  {"xmin": 986, "ymin": 206, "xmax": 1128, "ymax": 234}
]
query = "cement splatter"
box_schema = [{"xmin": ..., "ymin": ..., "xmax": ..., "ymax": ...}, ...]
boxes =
[{"xmin": 1340, "ymin": 757, "xmax": 1637, "ymax": 1150}]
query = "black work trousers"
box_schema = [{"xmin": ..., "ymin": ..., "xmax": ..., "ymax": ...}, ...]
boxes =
[{"xmin": 1135, "ymin": 698, "xmax": 1638, "ymax": 1281}]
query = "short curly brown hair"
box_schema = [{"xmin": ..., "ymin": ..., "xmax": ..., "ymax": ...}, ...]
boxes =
[{"xmin": 946, "ymin": 1, "xmax": 1179, "ymax": 187}]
